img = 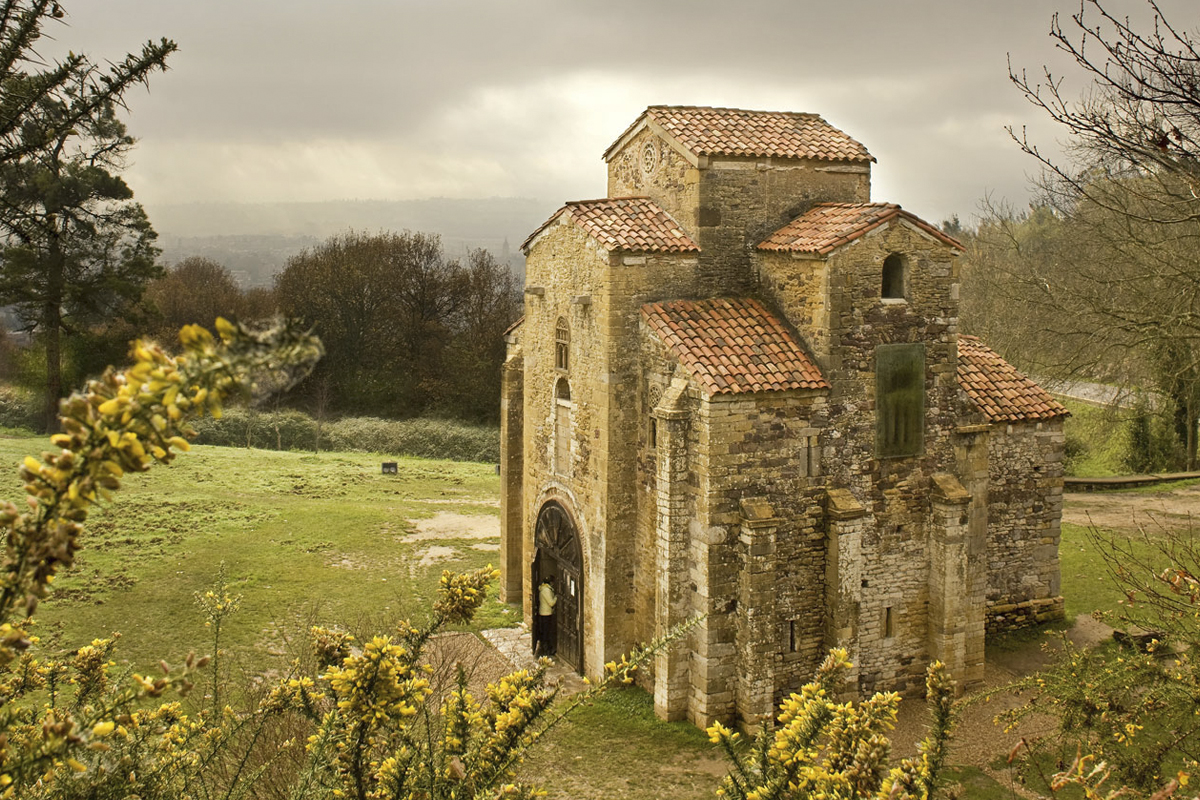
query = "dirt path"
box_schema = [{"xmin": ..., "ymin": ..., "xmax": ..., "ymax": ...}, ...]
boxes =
[
  {"xmin": 1063, "ymin": 481, "xmax": 1200, "ymax": 531},
  {"xmin": 890, "ymin": 613, "xmax": 1113, "ymax": 785}
]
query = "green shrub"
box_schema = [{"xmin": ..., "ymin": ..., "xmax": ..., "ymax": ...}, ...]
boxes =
[
  {"xmin": 1123, "ymin": 402, "xmax": 1183, "ymax": 473},
  {"xmin": 190, "ymin": 408, "xmax": 500, "ymax": 462},
  {"xmin": 1061, "ymin": 400, "xmax": 1129, "ymax": 477},
  {"xmin": 0, "ymin": 383, "xmax": 39, "ymax": 431}
]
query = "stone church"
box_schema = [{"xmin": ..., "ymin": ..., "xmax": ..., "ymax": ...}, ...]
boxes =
[{"xmin": 499, "ymin": 106, "xmax": 1067, "ymax": 728}]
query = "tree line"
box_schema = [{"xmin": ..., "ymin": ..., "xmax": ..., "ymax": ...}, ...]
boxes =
[
  {"xmin": 0, "ymin": 8, "xmax": 518, "ymax": 431},
  {"xmin": 136, "ymin": 234, "xmax": 520, "ymax": 424},
  {"xmin": 951, "ymin": 0, "xmax": 1200, "ymax": 473},
  {"xmin": 0, "ymin": 0, "xmax": 518, "ymax": 431}
]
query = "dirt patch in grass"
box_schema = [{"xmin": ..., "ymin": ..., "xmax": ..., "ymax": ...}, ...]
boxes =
[
  {"xmin": 1064, "ymin": 481, "xmax": 1200, "ymax": 531},
  {"xmin": 415, "ymin": 545, "xmax": 459, "ymax": 569},
  {"xmin": 405, "ymin": 512, "xmax": 499, "ymax": 541}
]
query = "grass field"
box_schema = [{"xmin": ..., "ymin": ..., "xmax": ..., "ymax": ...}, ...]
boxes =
[
  {"xmin": 0, "ymin": 433, "xmax": 513, "ymax": 673},
  {"xmin": 0, "ymin": 430, "xmax": 736, "ymax": 799}
]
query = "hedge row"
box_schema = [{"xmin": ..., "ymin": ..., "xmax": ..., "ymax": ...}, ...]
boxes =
[
  {"xmin": 189, "ymin": 408, "xmax": 500, "ymax": 463},
  {"xmin": 0, "ymin": 388, "xmax": 500, "ymax": 463}
]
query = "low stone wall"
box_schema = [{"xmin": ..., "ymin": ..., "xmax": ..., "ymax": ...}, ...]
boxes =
[
  {"xmin": 986, "ymin": 596, "xmax": 1065, "ymax": 634},
  {"xmin": 1064, "ymin": 471, "xmax": 1200, "ymax": 492}
]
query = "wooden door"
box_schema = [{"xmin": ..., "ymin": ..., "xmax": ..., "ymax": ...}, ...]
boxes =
[{"xmin": 534, "ymin": 502, "xmax": 583, "ymax": 672}]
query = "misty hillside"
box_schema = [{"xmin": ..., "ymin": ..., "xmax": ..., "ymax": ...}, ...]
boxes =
[{"xmin": 151, "ymin": 197, "xmax": 548, "ymax": 286}]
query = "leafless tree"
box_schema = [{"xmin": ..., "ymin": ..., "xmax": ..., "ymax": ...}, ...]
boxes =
[{"xmin": 1001, "ymin": 0, "xmax": 1200, "ymax": 467}]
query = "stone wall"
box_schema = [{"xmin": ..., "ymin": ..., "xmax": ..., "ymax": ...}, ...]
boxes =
[
  {"xmin": 759, "ymin": 222, "xmax": 969, "ymax": 697},
  {"xmin": 692, "ymin": 390, "xmax": 828, "ymax": 726},
  {"xmin": 519, "ymin": 213, "xmax": 707, "ymax": 676},
  {"xmin": 607, "ymin": 128, "xmax": 701, "ymax": 237},
  {"xmin": 499, "ymin": 338, "xmax": 524, "ymax": 604},
  {"xmin": 697, "ymin": 158, "xmax": 868, "ymax": 295},
  {"xmin": 984, "ymin": 419, "xmax": 1066, "ymax": 633}
]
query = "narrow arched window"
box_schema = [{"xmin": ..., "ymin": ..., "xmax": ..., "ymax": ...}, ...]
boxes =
[
  {"xmin": 882, "ymin": 253, "xmax": 906, "ymax": 300},
  {"xmin": 555, "ymin": 377, "xmax": 572, "ymax": 474},
  {"xmin": 555, "ymin": 318, "xmax": 570, "ymax": 371}
]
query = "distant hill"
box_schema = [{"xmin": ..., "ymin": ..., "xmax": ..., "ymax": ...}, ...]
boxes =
[{"xmin": 150, "ymin": 198, "xmax": 548, "ymax": 287}]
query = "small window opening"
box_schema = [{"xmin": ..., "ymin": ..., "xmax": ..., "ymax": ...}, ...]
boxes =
[
  {"xmin": 554, "ymin": 378, "xmax": 571, "ymax": 476},
  {"xmin": 555, "ymin": 317, "xmax": 570, "ymax": 370},
  {"xmin": 649, "ymin": 417, "xmax": 658, "ymax": 450},
  {"xmin": 884, "ymin": 606, "xmax": 895, "ymax": 639},
  {"xmin": 788, "ymin": 619, "xmax": 799, "ymax": 652},
  {"xmin": 882, "ymin": 253, "xmax": 906, "ymax": 300}
]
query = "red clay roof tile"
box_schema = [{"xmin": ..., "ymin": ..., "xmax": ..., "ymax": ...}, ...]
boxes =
[
  {"xmin": 605, "ymin": 106, "xmax": 874, "ymax": 163},
  {"xmin": 759, "ymin": 202, "xmax": 964, "ymax": 254},
  {"xmin": 958, "ymin": 335, "xmax": 1069, "ymax": 422},
  {"xmin": 641, "ymin": 298, "xmax": 828, "ymax": 395},
  {"xmin": 521, "ymin": 197, "xmax": 699, "ymax": 254}
]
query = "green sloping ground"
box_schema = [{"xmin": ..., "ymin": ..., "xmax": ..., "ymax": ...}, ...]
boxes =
[{"xmin": 0, "ymin": 435, "xmax": 512, "ymax": 672}]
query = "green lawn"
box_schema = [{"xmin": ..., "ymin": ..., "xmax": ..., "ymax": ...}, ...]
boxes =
[{"xmin": 0, "ymin": 433, "xmax": 513, "ymax": 673}]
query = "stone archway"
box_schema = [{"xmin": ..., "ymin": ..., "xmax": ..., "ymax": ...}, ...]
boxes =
[{"xmin": 531, "ymin": 501, "xmax": 583, "ymax": 672}]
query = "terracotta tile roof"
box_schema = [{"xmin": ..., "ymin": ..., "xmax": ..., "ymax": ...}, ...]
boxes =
[
  {"xmin": 641, "ymin": 298, "xmax": 828, "ymax": 395},
  {"xmin": 521, "ymin": 197, "xmax": 699, "ymax": 254},
  {"xmin": 605, "ymin": 106, "xmax": 874, "ymax": 163},
  {"xmin": 957, "ymin": 335, "xmax": 1069, "ymax": 422},
  {"xmin": 759, "ymin": 202, "xmax": 964, "ymax": 254}
]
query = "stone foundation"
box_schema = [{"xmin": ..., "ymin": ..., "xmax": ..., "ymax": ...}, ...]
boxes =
[{"xmin": 986, "ymin": 596, "xmax": 1065, "ymax": 634}]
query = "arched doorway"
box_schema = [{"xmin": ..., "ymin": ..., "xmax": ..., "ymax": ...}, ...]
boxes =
[{"xmin": 532, "ymin": 501, "xmax": 583, "ymax": 672}]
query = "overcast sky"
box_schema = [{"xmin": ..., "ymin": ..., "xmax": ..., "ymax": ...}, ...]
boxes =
[{"xmin": 48, "ymin": 0, "xmax": 1198, "ymax": 230}]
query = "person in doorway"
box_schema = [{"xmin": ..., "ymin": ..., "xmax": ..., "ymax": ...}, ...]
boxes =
[{"xmin": 536, "ymin": 577, "xmax": 557, "ymax": 657}]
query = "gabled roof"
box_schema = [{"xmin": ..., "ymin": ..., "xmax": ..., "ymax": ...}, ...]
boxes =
[
  {"xmin": 603, "ymin": 106, "xmax": 874, "ymax": 164},
  {"xmin": 521, "ymin": 197, "xmax": 699, "ymax": 255},
  {"xmin": 957, "ymin": 335, "xmax": 1069, "ymax": 423},
  {"xmin": 759, "ymin": 202, "xmax": 964, "ymax": 255},
  {"xmin": 641, "ymin": 298, "xmax": 828, "ymax": 395}
]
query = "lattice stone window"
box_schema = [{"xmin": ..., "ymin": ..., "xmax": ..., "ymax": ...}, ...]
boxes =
[
  {"xmin": 555, "ymin": 317, "xmax": 570, "ymax": 371},
  {"xmin": 882, "ymin": 253, "xmax": 906, "ymax": 300},
  {"xmin": 875, "ymin": 342, "xmax": 925, "ymax": 458},
  {"xmin": 647, "ymin": 385, "xmax": 662, "ymax": 451}
]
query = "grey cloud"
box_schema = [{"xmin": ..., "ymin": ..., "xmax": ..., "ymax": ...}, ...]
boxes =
[{"xmin": 48, "ymin": 0, "xmax": 1200, "ymax": 222}]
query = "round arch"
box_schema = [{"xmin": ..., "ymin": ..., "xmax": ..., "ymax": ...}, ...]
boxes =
[{"xmin": 532, "ymin": 500, "xmax": 584, "ymax": 672}]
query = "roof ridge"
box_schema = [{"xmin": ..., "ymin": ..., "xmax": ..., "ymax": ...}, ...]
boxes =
[
  {"xmin": 522, "ymin": 197, "xmax": 699, "ymax": 255},
  {"xmin": 814, "ymin": 201, "xmax": 897, "ymax": 208},
  {"xmin": 640, "ymin": 296, "xmax": 828, "ymax": 395},
  {"xmin": 759, "ymin": 202, "xmax": 962, "ymax": 255},
  {"xmin": 603, "ymin": 105, "xmax": 873, "ymax": 163},
  {"xmin": 566, "ymin": 196, "xmax": 653, "ymax": 205},
  {"xmin": 647, "ymin": 104, "xmax": 821, "ymax": 118}
]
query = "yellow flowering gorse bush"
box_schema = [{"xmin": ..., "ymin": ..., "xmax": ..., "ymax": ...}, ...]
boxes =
[
  {"xmin": 0, "ymin": 319, "xmax": 321, "ymax": 797},
  {"xmin": 0, "ymin": 318, "xmax": 695, "ymax": 800},
  {"xmin": 708, "ymin": 649, "xmax": 953, "ymax": 800}
]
